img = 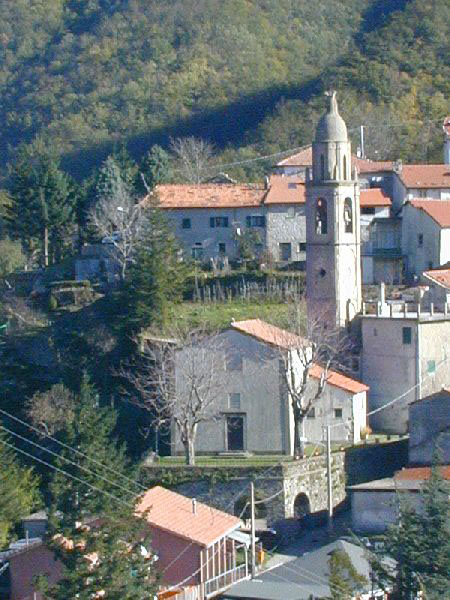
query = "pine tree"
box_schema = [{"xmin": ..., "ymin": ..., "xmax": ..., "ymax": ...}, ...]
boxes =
[
  {"xmin": 122, "ymin": 203, "xmax": 187, "ymax": 333},
  {"xmin": 328, "ymin": 548, "xmax": 368, "ymax": 600},
  {"xmin": 0, "ymin": 429, "xmax": 41, "ymax": 548},
  {"xmin": 42, "ymin": 376, "xmax": 159, "ymax": 598},
  {"xmin": 7, "ymin": 147, "xmax": 75, "ymax": 264},
  {"xmin": 142, "ymin": 145, "xmax": 173, "ymax": 189}
]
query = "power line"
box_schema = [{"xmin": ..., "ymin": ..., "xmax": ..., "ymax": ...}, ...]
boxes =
[
  {"xmin": 0, "ymin": 424, "xmax": 138, "ymax": 500},
  {"xmin": 0, "ymin": 406, "xmax": 147, "ymax": 492},
  {"xmin": 0, "ymin": 436, "xmax": 132, "ymax": 509}
]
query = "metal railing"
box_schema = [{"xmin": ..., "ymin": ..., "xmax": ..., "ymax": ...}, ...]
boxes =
[{"xmin": 204, "ymin": 563, "xmax": 249, "ymax": 598}]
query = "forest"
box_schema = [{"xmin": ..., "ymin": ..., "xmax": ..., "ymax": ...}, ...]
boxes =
[{"xmin": 0, "ymin": 0, "xmax": 449, "ymax": 184}]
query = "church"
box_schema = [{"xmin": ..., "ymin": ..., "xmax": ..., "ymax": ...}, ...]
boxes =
[{"xmin": 305, "ymin": 92, "xmax": 450, "ymax": 434}]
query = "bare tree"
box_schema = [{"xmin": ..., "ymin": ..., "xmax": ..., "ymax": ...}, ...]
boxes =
[
  {"xmin": 88, "ymin": 178, "xmax": 144, "ymax": 282},
  {"xmin": 26, "ymin": 384, "xmax": 75, "ymax": 436},
  {"xmin": 170, "ymin": 136, "xmax": 215, "ymax": 183},
  {"xmin": 120, "ymin": 326, "xmax": 226, "ymax": 466},
  {"xmin": 272, "ymin": 306, "xmax": 351, "ymax": 459}
]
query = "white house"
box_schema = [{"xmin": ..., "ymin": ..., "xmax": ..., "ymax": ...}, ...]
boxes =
[
  {"xmin": 172, "ymin": 319, "xmax": 368, "ymax": 457},
  {"xmin": 401, "ymin": 200, "xmax": 450, "ymax": 278},
  {"xmin": 391, "ymin": 163, "xmax": 450, "ymax": 212}
]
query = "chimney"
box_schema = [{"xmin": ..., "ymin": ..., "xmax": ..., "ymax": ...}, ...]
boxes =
[
  {"xmin": 192, "ymin": 499, "xmax": 197, "ymax": 515},
  {"xmin": 393, "ymin": 159, "xmax": 402, "ymax": 174},
  {"xmin": 443, "ymin": 117, "xmax": 450, "ymax": 165}
]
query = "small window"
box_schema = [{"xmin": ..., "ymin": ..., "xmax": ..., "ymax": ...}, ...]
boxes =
[
  {"xmin": 402, "ymin": 327, "xmax": 412, "ymax": 345},
  {"xmin": 191, "ymin": 245, "xmax": 203, "ymax": 260},
  {"xmin": 427, "ymin": 360, "xmax": 436, "ymax": 374},
  {"xmin": 315, "ymin": 198, "xmax": 327, "ymax": 234},
  {"xmin": 287, "ymin": 207, "xmax": 295, "ymax": 218},
  {"xmin": 279, "ymin": 243, "xmax": 292, "ymax": 261},
  {"xmin": 419, "ymin": 189, "xmax": 427, "ymax": 198},
  {"xmin": 210, "ymin": 216, "xmax": 229, "ymax": 228},
  {"xmin": 307, "ymin": 407, "xmax": 315, "ymax": 419},
  {"xmin": 228, "ymin": 393, "xmax": 241, "ymax": 410},
  {"xmin": 226, "ymin": 353, "xmax": 243, "ymax": 371},
  {"xmin": 246, "ymin": 215, "xmax": 266, "ymax": 227},
  {"xmin": 334, "ymin": 408, "xmax": 343, "ymax": 419},
  {"xmin": 298, "ymin": 242, "xmax": 306, "ymax": 252},
  {"xmin": 182, "ymin": 218, "xmax": 191, "ymax": 229},
  {"xmin": 344, "ymin": 198, "xmax": 353, "ymax": 233},
  {"xmin": 218, "ymin": 243, "xmax": 226, "ymax": 255},
  {"xmin": 418, "ymin": 234, "xmax": 423, "ymax": 247},
  {"xmin": 361, "ymin": 207, "xmax": 375, "ymax": 215}
]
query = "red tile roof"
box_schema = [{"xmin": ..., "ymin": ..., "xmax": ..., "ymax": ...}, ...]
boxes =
[
  {"xmin": 395, "ymin": 466, "xmax": 450, "ymax": 481},
  {"xmin": 276, "ymin": 147, "xmax": 313, "ymax": 167},
  {"xmin": 276, "ymin": 147, "xmax": 393, "ymax": 173},
  {"xmin": 154, "ymin": 184, "xmax": 266, "ymax": 209},
  {"xmin": 231, "ymin": 319, "xmax": 369, "ymax": 394},
  {"xmin": 407, "ymin": 200, "xmax": 450, "ymax": 227},
  {"xmin": 360, "ymin": 188, "xmax": 391, "ymax": 207},
  {"xmin": 231, "ymin": 318, "xmax": 305, "ymax": 349},
  {"xmin": 309, "ymin": 364, "xmax": 369, "ymax": 394},
  {"xmin": 399, "ymin": 164, "xmax": 450, "ymax": 188},
  {"xmin": 422, "ymin": 264, "xmax": 450, "ymax": 289},
  {"xmin": 264, "ymin": 176, "xmax": 306, "ymax": 204},
  {"xmin": 136, "ymin": 486, "xmax": 240, "ymax": 547}
]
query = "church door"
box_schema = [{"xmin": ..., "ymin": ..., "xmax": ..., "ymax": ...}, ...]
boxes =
[{"xmin": 226, "ymin": 415, "xmax": 245, "ymax": 451}]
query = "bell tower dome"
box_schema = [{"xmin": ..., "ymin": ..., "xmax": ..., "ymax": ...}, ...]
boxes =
[{"xmin": 306, "ymin": 91, "xmax": 362, "ymax": 328}]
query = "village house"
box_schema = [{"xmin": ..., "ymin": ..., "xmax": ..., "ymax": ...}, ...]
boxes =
[
  {"xmin": 349, "ymin": 465, "xmax": 450, "ymax": 533},
  {"xmin": 136, "ymin": 486, "xmax": 250, "ymax": 599},
  {"xmin": 401, "ymin": 200, "xmax": 450, "ymax": 279},
  {"xmin": 391, "ymin": 163, "xmax": 450, "ymax": 212},
  {"xmin": 172, "ymin": 318, "xmax": 368, "ymax": 458}
]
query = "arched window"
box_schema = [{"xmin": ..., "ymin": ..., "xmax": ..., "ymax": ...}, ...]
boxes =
[
  {"xmin": 320, "ymin": 155, "xmax": 325, "ymax": 180},
  {"xmin": 344, "ymin": 197, "xmax": 353, "ymax": 233},
  {"xmin": 315, "ymin": 198, "xmax": 327, "ymax": 235},
  {"xmin": 343, "ymin": 155, "xmax": 347, "ymax": 180}
]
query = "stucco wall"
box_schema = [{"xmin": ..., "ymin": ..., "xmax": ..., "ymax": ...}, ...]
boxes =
[
  {"xmin": 402, "ymin": 204, "xmax": 443, "ymax": 277},
  {"xmin": 149, "ymin": 526, "xmax": 201, "ymax": 586},
  {"xmin": 361, "ymin": 315, "xmax": 450, "ymax": 433},
  {"xmin": 351, "ymin": 489, "xmax": 421, "ymax": 533},
  {"xmin": 409, "ymin": 395, "xmax": 450, "ymax": 465}
]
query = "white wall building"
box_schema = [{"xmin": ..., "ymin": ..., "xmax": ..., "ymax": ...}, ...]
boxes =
[
  {"xmin": 401, "ymin": 200, "xmax": 450, "ymax": 278},
  {"xmin": 391, "ymin": 163, "xmax": 450, "ymax": 213},
  {"xmin": 172, "ymin": 319, "xmax": 368, "ymax": 457}
]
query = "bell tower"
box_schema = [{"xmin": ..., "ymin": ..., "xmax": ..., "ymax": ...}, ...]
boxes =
[{"xmin": 306, "ymin": 91, "xmax": 362, "ymax": 329}]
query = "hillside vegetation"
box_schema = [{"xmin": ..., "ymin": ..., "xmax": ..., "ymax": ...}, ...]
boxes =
[{"xmin": 0, "ymin": 0, "xmax": 449, "ymax": 181}]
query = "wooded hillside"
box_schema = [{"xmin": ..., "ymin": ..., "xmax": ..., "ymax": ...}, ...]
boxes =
[{"xmin": 0, "ymin": 0, "xmax": 449, "ymax": 180}]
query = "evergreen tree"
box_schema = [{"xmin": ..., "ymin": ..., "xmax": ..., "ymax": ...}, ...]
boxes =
[
  {"xmin": 42, "ymin": 376, "xmax": 158, "ymax": 599},
  {"xmin": 369, "ymin": 464, "xmax": 450, "ymax": 599},
  {"xmin": 328, "ymin": 548, "xmax": 368, "ymax": 600},
  {"xmin": 7, "ymin": 147, "xmax": 75, "ymax": 264},
  {"xmin": 0, "ymin": 429, "xmax": 41, "ymax": 548},
  {"xmin": 95, "ymin": 155, "xmax": 132, "ymax": 208},
  {"xmin": 142, "ymin": 145, "xmax": 173, "ymax": 189},
  {"xmin": 122, "ymin": 203, "xmax": 187, "ymax": 333}
]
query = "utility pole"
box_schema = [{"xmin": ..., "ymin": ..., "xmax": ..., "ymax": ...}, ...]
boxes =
[
  {"xmin": 326, "ymin": 424, "xmax": 333, "ymax": 534},
  {"xmin": 250, "ymin": 481, "xmax": 256, "ymax": 578},
  {"xmin": 360, "ymin": 125, "xmax": 365, "ymax": 159}
]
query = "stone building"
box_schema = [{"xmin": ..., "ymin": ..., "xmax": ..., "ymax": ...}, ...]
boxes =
[
  {"xmin": 360, "ymin": 299, "xmax": 450, "ymax": 434},
  {"xmin": 305, "ymin": 91, "xmax": 362, "ymax": 328},
  {"xmin": 172, "ymin": 319, "xmax": 368, "ymax": 457}
]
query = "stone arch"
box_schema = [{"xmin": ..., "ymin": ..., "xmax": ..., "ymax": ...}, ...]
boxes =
[
  {"xmin": 234, "ymin": 494, "xmax": 267, "ymax": 520},
  {"xmin": 344, "ymin": 197, "xmax": 353, "ymax": 233},
  {"xmin": 315, "ymin": 198, "xmax": 328, "ymax": 235},
  {"xmin": 293, "ymin": 492, "xmax": 311, "ymax": 519}
]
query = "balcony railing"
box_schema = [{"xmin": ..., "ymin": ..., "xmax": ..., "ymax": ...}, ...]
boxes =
[{"xmin": 204, "ymin": 563, "xmax": 249, "ymax": 598}]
